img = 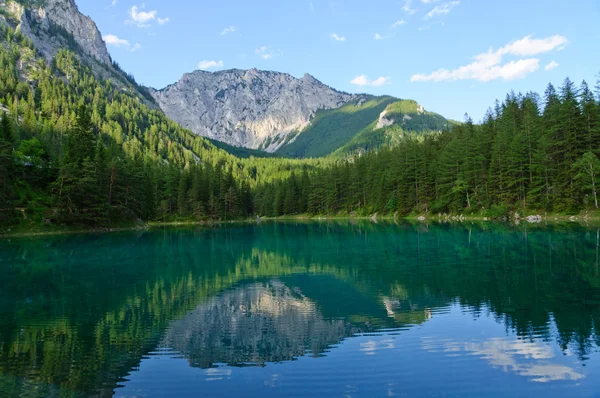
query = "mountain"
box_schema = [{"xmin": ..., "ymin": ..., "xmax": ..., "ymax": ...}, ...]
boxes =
[
  {"xmin": 1, "ymin": 0, "xmax": 454, "ymax": 159},
  {"xmin": 151, "ymin": 69, "xmax": 455, "ymax": 158},
  {"xmin": 276, "ymin": 97, "xmax": 456, "ymax": 158},
  {"xmin": 0, "ymin": 0, "xmax": 153, "ymax": 102},
  {"xmin": 149, "ymin": 69, "xmax": 354, "ymax": 152}
]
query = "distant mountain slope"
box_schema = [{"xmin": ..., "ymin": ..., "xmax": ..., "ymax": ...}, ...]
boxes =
[
  {"xmin": 331, "ymin": 100, "xmax": 456, "ymax": 156},
  {"xmin": 275, "ymin": 96, "xmax": 397, "ymax": 158},
  {"xmin": 277, "ymin": 98, "xmax": 455, "ymax": 158},
  {"xmin": 149, "ymin": 69, "xmax": 354, "ymax": 152}
]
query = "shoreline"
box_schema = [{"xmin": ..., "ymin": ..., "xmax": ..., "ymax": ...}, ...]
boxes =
[{"xmin": 3, "ymin": 212, "xmax": 600, "ymax": 238}]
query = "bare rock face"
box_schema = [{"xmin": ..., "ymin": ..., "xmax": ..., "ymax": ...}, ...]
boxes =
[
  {"xmin": 150, "ymin": 69, "xmax": 354, "ymax": 151},
  {"xmin": 1, "ymin": 0, "xmax": 111, "ymax": 65},
  {"xmin": 375, "ymin": 110, "xmax": 394, "ymax": 130}
]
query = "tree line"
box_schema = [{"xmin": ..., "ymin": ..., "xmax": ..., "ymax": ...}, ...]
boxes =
[
  {"xmin": 0, "ymin": 24, "xmax": 317, "ymax": 227},
  {"xmin": 254, "ymin": 78, "xmax": 600, "ymax": 217},
  {"xmin": 1, "ymin": 19, "xmax": 600, "ymax": 226}
]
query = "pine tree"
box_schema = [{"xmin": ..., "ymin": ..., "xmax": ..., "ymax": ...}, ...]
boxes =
[{"xmin": 0, "ymin": 113, "xmax": 15, "ymax": 224}]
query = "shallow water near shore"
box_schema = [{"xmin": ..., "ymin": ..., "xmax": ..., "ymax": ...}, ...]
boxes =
[{"xmin": 1, "ymin": 221, "xmax": 600, "ymax": 397}]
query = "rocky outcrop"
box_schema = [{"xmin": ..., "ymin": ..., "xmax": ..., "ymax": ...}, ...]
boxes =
[
  {"xmin": 150, "ymin": 69, "xmax": 354, "ymax": 151},
  {"xmin": 375, "ymin": 110, "xmax": 394, "ymax": 129},
  {"xmin": 1, "ymin": 0, "xmax": 111, "ymax": 65}
]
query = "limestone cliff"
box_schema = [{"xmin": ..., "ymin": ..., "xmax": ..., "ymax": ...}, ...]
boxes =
[{"xmin": 150, "ymin": 69, "xmax": 355, "ymax": 151}]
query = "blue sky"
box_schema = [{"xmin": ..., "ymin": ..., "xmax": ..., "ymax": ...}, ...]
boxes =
[{"xmin": 77, "ymin": 0, "xmax": 600, "ymax": 121}]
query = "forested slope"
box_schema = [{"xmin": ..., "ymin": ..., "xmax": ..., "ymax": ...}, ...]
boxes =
[
  {"xmin": 255, "ymin": 81, "xmax": 600, "ymax": 217},
  {"xmin": 0, "ymin": 24, "xmax": 322, "ymax": 227}
]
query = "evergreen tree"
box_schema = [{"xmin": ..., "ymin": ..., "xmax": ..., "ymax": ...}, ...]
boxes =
[{"xmin": 0, "ymin": 113, "xmax": 15, "ymax": 223}]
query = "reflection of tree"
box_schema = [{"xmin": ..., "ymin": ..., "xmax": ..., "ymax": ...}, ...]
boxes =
[{"xmin": 0, "ymin": 222, "xmax": 599, "ymax": 396}]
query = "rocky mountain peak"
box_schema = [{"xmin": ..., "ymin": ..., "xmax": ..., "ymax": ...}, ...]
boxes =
[
  {"xmin": 1, "ymin": 0, "xmax": 111, "ymax": 65},
  {"xmin": 150, "ymin": 69, "xmax": 355, "ymax": 152}
]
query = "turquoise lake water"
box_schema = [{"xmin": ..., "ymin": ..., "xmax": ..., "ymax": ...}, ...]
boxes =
[{"xmin": 1, "ymin": 222, "xmax": 600, "ymax": 397}]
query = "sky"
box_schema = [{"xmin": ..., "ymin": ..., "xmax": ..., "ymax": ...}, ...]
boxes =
[{"xmin": 77, "ymin": 0, "xmax": 600, "ymax": 122}]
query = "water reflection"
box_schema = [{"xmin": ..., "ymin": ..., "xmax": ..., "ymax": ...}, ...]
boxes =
[
  {"xmin": 163, "ymin": 280, "xmax": 360, "ymax": 367},
  {"xmin": 0, "ymin": 222, "xmax": 599, "ymax": 397}
]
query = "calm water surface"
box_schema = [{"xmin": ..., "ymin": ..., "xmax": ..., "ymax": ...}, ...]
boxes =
[{"xmin": 1, "ymin": 222, "xmax": 600, "ymax": 397}]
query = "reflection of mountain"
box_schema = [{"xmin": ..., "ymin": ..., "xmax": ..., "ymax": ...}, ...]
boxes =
[{"xmin": 164, "ymin": 280, "xmax": 366, "ymax": 367}]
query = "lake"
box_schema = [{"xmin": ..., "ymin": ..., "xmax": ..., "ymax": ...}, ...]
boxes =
[{"xmin": 1, "ymin": 221, "xmax": 600, "ymax": 397}]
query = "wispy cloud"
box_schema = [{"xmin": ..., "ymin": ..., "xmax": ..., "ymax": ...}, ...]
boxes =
[
  {"xmin": 158, "ymin": 17, "xmax": 169, "ymax": 25},
  {"xmin": 402, "ymin": 0, "xmax": 417, "ymax": 15},
  {"xmin": 221, "ymin": 26, "xmax": 237, "ymax": 35},
  {"xmin": 374, "ymin": 33, "xmax": 392, "ymax": 40},
  {"xmin": 255, "ymin": 46, "xmax": 275, "ymax": 60},
  {"xmin": 391, "ymin": 19, "xmax": 406, "ymax": 29},
  {"xmin": 198, "ymin": 60, "xmax": 224, "ymax": 70},
  {"xmin": 331, "ymin": 33, "xmax": 346, "ymax": 42},
  {"xmin": 411, "ymin": 35, "xmax": 568, "ymax": 82},
  {"xmin": 545, "ymin": 61, "xmax": 559, "ymax": 71},
  {"xmin": 423, "ymin": 1, "xmax": 460, "ymax": 20},
  {"xmin": 351, "ymin": 75, "xmax": 391, "ymax": 87}
]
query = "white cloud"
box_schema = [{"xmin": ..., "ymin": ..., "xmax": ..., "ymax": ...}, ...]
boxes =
[
  {"xmin": 411, "ymin": 34, "xmax": 568, "ymax": 82},
  {"xmin": 103, "ymin": 34, "xmax": 130, "ymax": 47},
  {"xmin": 111, "ymin": 0, "xmax": 118, "ymax": 6},
  {"xmin": 545, "ymin": 61, "xmax": 559, "ymax": 71},
  {"xmin": 374, "ymin": 33, "xmax": 392, "ymax": 40},
  {"xmin": 128, "ymin": 5, "xmax": 168, "ymax": 28},
  {"xmin": 351, "ymin": 75, "xmax": 369, "ymax": 86},
  {"xmin": 424, "ymin": 1, "xmax": 460, "ymax": 20},
  {"xmin": 391, "ymin": 20, "xmax": 406, "ymax": 29},
  {"xmin": 103, "ymin": 34, "xmax": 142, "ymax": 53},
  {"xmin": 331, "ymin": 33, "xmax": 346, "ymax": 42},
  {"xmin": 255, "ymin": 46, "xmax": 274, "ymax": 60},
  {"xmin": 402, "ymin": 0, "xmax": 417, "ymax": 15},
  {"xmin": 500, "ymin": 35, "xmax": 568, "ymax": 57},
  {"xmin": 129, "ymin": 5, "xmax": 157, "ymax": 27},
  {"xmin": 420, "ymin": 0, "xmax": 440, "ymax": 3},
  {"xmin": 351, "ymin": 75, "xmax": 391, "ymax": 87},
  {"xmin": 371, "ymin": 77, "xmax": 391, "ymax": 86},
  {"xmin": 198, "ymin": 60, "xmax": 224, "ymax": 70},
  {"xmin": 221, "ymin": 26, "xmax": 236, "ymax": 35}
]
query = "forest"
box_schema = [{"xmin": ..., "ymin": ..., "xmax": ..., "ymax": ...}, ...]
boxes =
[
  {"xmin": 1, "ymin": 20, "xmax": 600, "ymax": 228},
  {"xmin": 255, "ymin": 79, "xmax": 600, "ymax": 218}
]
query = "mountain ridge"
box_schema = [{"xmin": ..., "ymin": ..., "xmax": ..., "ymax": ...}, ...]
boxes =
[{"xmin": 149, "ymin": 68, "xmax": 356, "ymax": 152}]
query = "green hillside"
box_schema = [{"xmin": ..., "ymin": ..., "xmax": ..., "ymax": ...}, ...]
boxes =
[
  {"xmin": 275, "ymin": 96, "xmax": 397, "ymax": 158},
  {"xmin": 332, "ymin": 100, "xmax": 457, "ymax": 156},
  {"xmin": 275, "ymin": 97, "xmax": 455, "ymax": 159}
]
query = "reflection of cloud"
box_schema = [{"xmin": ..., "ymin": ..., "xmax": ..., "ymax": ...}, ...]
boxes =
[
  {"xmin": 421, "ymin": 337, "xmax": 584, "ymax": 383},
  {"xmin": 360, "ymin": 338, "xmax": 396, "ymax": 355},
  {"xmin": 521, "ymin": 364, "xmax": 584, "ymax": 383},
  {"xmin": 204, "ymin": 367, "xmax": 232, "ymax": 381}
]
